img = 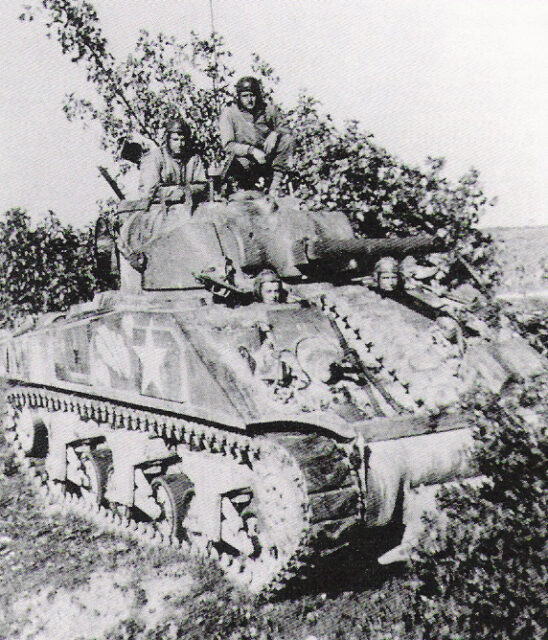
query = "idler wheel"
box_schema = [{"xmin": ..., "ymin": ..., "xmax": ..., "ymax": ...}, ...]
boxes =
[
  {"xmin": 151, "ymin": 473, "xmax": 194, "ymax": 540},
  {"xmin": 214, "ymin": 436, "xmax": 311, "ymax": 593},
  {"xmin": 16, "ymin": 407, "xmax": 49, "ymax": 458},
  {"xmin": 79, "ymin": 448, "xmax": 113, "ymax": 506}
]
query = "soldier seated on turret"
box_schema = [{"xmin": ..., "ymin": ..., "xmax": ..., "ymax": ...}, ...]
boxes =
[
  {"xmin": 118, "ymin": 117, "xmax": 207, "ymax": 276},
  {"xmin": 219, "ymin": 76, "xmax": 294, "ymax": 198}
]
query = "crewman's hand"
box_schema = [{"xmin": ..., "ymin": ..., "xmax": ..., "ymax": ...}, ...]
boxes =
[
  {"xmin": 251, "ymin": 148, "xmax": 267, "ymax": 164},
  {"xmin": 263, "ymin": 131, "xmax": 278, "ymax": 155}
]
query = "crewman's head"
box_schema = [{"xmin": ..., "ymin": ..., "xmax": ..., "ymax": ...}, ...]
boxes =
[
  {"xmin": 374, "ymin": 256, "xmax": 400, "ymax": 292},
  {"xmin": 165, "ymin": 117, "xmax": 192, "ymax": 157},
  {"xmin": 254, "ymin": 269, "xmax": 284, "ymax": 304},
  {"xmin": 235, "ymin": 76, "xmax": 263, "ymax": 112}
]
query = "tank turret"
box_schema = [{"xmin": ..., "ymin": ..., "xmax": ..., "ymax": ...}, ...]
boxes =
[{"xmin": 119, "ymin": 193, "xmax": 438, "ymax": 290}]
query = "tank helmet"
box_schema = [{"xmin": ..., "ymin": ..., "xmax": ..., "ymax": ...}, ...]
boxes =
[
  {"xmin": 374, "ymin": 256, "xmax": 399, "ymax": 275},
  {"xmin": 254, "ymin": 269, "xmax": 283, "ymax": 303},
  {"xmin": 235, "ymin": 76, "xmax": 262, "ymax": 97},
  {"xmin": 374, "ymin": 256, "xmax": 400, "ymax": 292}
]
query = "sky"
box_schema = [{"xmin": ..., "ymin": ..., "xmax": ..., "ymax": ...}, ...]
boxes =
[{"xmin": 0, "ymin": 0, "xmax": 547, "ymax": 229}]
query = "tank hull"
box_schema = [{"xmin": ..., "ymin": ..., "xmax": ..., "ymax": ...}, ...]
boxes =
[{"xmin": 1, "ymin": 260, "xmax": 546, "ymax": 593}]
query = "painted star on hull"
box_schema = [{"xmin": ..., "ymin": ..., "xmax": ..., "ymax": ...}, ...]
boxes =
[{"xmin": 133, "ymin": 326, "xmax": 169, "ymax": 396}]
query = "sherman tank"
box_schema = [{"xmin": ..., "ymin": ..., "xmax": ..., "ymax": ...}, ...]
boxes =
[{"xmin": 1, "ymin": 188, "xmax": 546, "ymax": 594}]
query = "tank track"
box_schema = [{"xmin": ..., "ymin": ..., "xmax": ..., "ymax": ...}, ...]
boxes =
[{"xmin": 1, "ymin": 384, "xmax": 361, "ymax": 595}]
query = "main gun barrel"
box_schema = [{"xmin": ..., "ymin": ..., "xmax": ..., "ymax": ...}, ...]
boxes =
[{"xmin": 305, "ymin": 233, "xmax": 436, "ymax": 265}]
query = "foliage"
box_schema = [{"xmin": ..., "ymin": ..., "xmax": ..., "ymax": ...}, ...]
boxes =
[
  {"xmin": 21, "ymin": 0, "xmax": 498, "ymax": 290},
  {"xmin": 287, "ymin": 103, "xmax": 498, "ymax": 288},
  {"xmin": 507, "ymin": 307, "xmax": 548, "ymax": 358},
  {"xmin": 406, "ymin": 380, "xmax": 548, "ymax": 640},
  {"xmin": 21, "ymin": 0, "xmax": 234, "ymax": 167},
  {"xmin": 0, "ymin": 208, "xmax": 95, "ymax": 328}
]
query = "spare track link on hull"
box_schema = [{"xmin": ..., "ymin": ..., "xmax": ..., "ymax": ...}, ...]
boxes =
[
  {"xmin": 315, "ymin": 293, "xmax": 420, "ymax": 415},
  {"xmin": 1, "ymin": 385, "xmax": 361, "ymax": 594}
]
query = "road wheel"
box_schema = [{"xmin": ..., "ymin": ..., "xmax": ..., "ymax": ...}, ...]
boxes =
[
  {"xmin": 16, "ymin": 407, "xmax": 48, "ymax": 457},
  {"xmin": 79, "ymin": 448, "xmax": 112, "ymax": 506},
  {"xmin": 151, "ymin": 473, "xmax": 194, "ymax": 539}
]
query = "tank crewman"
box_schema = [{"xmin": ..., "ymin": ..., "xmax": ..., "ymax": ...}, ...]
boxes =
[
  {"xmin": 219, "ymin": 76, "xmax": 294, "ymax": 197},
  {"xmin": 374, "ymin": 256, "xmax": 400, "ymax": 292},
  {"xmin": 253, "ymin": 269, "xmax": 288, "ymax": 304},
  {"xmin": 138, "ymin": 117, "xmax": 207, "ymax": 203},
  {"xmin": 119, "ymin": 117, "xmax": 207, "ymax": 270}
]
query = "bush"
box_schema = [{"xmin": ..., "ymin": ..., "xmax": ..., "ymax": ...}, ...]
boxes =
[
  {"xmin": 405, "ymin": 380, "xmax": 548, "ymax": 640},
  {"xmin": 509, "ymin": 308, "xmax": 548, "ymax": 358},
  {"xmin": 288, "ymin": 104, "xmax": 498, "ymax": 288},
  {"xmin": 0, "ymin": 208, "xmax": 95, "ymax": 328}
]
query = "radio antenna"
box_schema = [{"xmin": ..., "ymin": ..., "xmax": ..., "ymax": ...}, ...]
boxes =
[
  {"xmin": 209, "ymin": 0, "xmax": 218, "ymax": 94},
  {"xmin": 209, "ymin": 0, "xmax": 215, "ymax": 33}
]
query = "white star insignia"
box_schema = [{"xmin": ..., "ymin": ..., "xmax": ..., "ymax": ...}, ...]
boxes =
[{"xmin": 133, "ymin": 326, "xmax": 169, "ymax": 395}]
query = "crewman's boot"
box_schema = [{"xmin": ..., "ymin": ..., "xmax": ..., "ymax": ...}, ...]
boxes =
[{"xmin": 268, "ymin": 171, "xmax": 283, "ymax": 198}]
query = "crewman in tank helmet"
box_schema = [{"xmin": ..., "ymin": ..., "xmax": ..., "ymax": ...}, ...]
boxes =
[
  {"xmin": 138, "ymin": 116, "xmax": 207, "ymax": 202},
  {"xmin": 253, "ymin": 269, "xmax": 287, "ymax": 304},
  {"xmin": 219, "ymin": 76, "xmax": 295, "ymax": 197},
  {"xmin": 118, "ymin": 116, "xmax": 208, "ymax": 278},
  {"xmin": 374, "ymin": 256, "xmax": 400, "ymax": 292}
]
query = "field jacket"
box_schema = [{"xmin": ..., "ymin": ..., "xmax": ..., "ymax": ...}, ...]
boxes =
[{"xmin": 219, "ymin": 103, "xmax": 289, "ymax": 157}]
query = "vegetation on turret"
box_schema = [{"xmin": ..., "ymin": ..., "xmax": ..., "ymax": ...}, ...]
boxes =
[{"xmin": 21, "ymin": 0, "xmax": 499, "ymax": 292}]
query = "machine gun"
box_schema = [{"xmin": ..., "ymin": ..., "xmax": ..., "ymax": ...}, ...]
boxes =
[{"xmin": 194, "ymin": 272, "xmax": 253, "ymax": 305}]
